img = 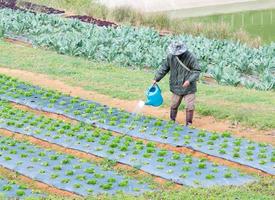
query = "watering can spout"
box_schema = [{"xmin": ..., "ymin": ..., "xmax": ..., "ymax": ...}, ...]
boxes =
[{"xmin": 145, "ymin": 84, "xmax": 163, "ymax": 107}]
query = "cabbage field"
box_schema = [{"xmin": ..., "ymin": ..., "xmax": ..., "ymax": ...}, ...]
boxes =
[{"xmin": 0, "ymin": 8, "xmax": 274, "ymax": 90}]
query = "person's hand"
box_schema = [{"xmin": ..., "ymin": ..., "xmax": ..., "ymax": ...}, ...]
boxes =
[
  {"xmin": 183, "ymin": 80, "xmax": 190, "ymax": 88},
  {"xmin": 152, "ymin": 80, "xmax": 157, "ymax": 85}
]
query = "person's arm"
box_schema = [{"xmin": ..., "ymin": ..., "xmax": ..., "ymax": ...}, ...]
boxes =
[
  {"xmin": 187, "ymin": 57, "xmax": 201, "ymax": 83},
  {"xmin": 182, "ymin": 53, "xmax": 201, "ymax": 88},
  {"xmin": 154, "ymin": 57, "xmax": 170, "ymax": 82}
]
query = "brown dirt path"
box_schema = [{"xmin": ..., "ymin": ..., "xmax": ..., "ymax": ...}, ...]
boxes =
[
  {"xmin": 0, "ymin": 67, "xmax": 274, "ymax": 146},
  {"xmin": 3, "ymin": 38, "xmax": 32, "ymax": 47}
]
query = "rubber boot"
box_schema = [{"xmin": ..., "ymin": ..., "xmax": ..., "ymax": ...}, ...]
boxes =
[
  {"xmin": 170, "ymin": 108, "xmax": 178, "ymax": 122},
  {"xmin": 186, "ymin": 110, "xmax": 194, "ymax": 126}
]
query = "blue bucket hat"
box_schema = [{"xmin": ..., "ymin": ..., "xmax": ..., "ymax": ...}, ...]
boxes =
[{"xmin": 167, "ymin": 41, "xmax": 187, "ymax": 56}]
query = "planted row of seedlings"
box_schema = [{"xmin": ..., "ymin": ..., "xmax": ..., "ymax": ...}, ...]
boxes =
[
  {"xmin": 0, "ymin": 102, "xmax": 255, "ymax": 187},
  {"xmin": 0, "ymin": 135, "xmax": 151, "ymax": 196},
  {"xmin": 0, "ymin": 176, "xmax": 41, "ymax": 198},
  {"xmin": 0, "ymin": 75, "xmax": 274, "ymax": 175}
]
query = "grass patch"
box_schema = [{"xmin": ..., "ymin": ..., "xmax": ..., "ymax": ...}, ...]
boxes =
[
  {"xmin": 110, "ymin": 177, "xmax": 274, "ymax": 200},
  {"xmin": 24, "ymin": 177, "xmax": 275, "ymax": 200},
  {"xmin": 0, "ymin": 39, "xmax": 274, "ymax": 129},
  {"xmin": 184, "ymin": 8, "xmax": 275, "ymax": 44}
]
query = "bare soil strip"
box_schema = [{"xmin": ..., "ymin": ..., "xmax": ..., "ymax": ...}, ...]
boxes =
[
  {"xmin": 6, "ymin": 103, "xmax": 272, "ymax": 177},
  {"xmin": 0, "ymin": 160, "xmax": 80, "ymax": 198},
  {"xmin": 0, "ymin": 67, "xmax": 273, "ymax": 146},
  {"xmin": 0, "ymin": 0, "xmax": 64, "ymax": 15},
  {"xmin": 3, "ymin": 38, "xmax": 32, "ymax": 47},
  {"xmin": 18, "ymin": 1, "xmax": 65, "ymax": 15},
  {"xmin": 0, "ymin": 129, "xmax": 181, "ymax": 190}
]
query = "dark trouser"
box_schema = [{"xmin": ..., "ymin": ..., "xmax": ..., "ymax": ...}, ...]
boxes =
[{"xmin": 170, "ymin": 93, "xmax": 195, "ymax": 125}]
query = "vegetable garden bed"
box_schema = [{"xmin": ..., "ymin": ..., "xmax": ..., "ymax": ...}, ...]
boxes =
[
  {"xmin": 0, "ymin": 0, "xmax": 17, "ymax": 9},
  {"xmin": 66, "ymin": 15, "xmax": 117, "ymax": 27},
  {"xmin": 18, "ymin": 1, "xmax": 65, "ymax": 15},
  {"xmin": 0, "ymin": 0, "xmax": 64, "ymax": 14},
  {"xmin": 0, "ymin": 8, "xmax": 274, "ymax": 90},
  {"xmin": 0, "ymin": 0, "xmax": 26, "ymax": 12},
  {"xmin": 0, "ymin": 136, "xmax": 151, "ymax": 196},
  {"xmin": 0, "ymin": 0, "xmax": 116, "ymax": 28},
  {"xmin": 0, "ymin": 176, "xmax": 41, "ymax": 199},
  {"xmin": 0, "ymin": 102, "xmax": 255, "ymax": 187},
  {"xmin": 0, "ymin": 75, "xmax": 274, "ymax": 175}
]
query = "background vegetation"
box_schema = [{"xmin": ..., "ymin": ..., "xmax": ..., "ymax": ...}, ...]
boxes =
[
  {"xmin": 186, "ymin": 8, "xmax": 275, "ymax": 44},
  {"xmin": 22, "ymin": 0, "xmax": 262, "ymax": 47}
]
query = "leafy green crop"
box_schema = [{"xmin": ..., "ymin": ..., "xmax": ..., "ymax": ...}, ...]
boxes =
[{"xmin": 0, "ymin": 26, "xmax": 4, "ymax": 38}]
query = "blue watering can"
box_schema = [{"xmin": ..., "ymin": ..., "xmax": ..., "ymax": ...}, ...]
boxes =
[{"xmin": 145, "ymin": 84, "xmax": 163, "ymax": 107}]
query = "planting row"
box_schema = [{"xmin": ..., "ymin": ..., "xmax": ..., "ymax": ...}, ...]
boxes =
[
  {"xmin": 0, "ymin": 0, "xmax": 115, "ymax": 27},
  {"xmin": 0, "ymin": 75, "xmax": 273, "ymax": 175},
  {"xmin": 18, "ymin": 1, "xmax": 65, "ymax": 15},
  {"xmin": 0, "ymin": 8, "xmax": 274, "ymax": 90},
  {"xmin": 0, "ymin": 176, "xmax": 40, "ymax": 199},
  {"xmin": 0, "ymin": 135, "xmax": 151, "ymax": 196},
  {"xmin": 0, "ymin": 0, "xmax": 64, "ymax": 14},
  {"xmin": 66, "ymin": 15, "xmax": 117, "ymax": 27},
  {"xmin": 0, "ymin": 102, "xmax": 255, "ymax": 187}
]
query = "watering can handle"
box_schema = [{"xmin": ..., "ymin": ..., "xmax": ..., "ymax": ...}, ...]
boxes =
[
  {"xmin": 147, "ymin": 84, "xmax": 160, "ymax": 96},
  {"xmin": 147, "ymin": 84, "xmax": 155, "ymax": 96},
  {"xmin": 154, "ymin": 84, "xmax": 161, "ymax": 90}
]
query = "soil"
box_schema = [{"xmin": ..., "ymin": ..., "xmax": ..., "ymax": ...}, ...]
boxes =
[
  {"xmin": 19, "ymin": 1, "xmax": 65, "ymax": 14},
  {"xmin": 0, "ymin": 0, "xmax": 115, "ymax": 28},
  {"xmin": 0, "ymin": 67, "xmax": 273, "ymax": 146},
  {"xmin": 3, "ymin": 37, "xmax": 32, "ymax": 47},
  {"xmin": 7, "ymin": 103, "xmax": 272, "ymax": 177},
  {"xmin": 0, "ymin": 0, "xmax": 16, "ymax": 8},
  {"xmin": 0, "ymin": 0, "xmax": 25, "ymax": 11},
  {"xmin": 0, "ymin": 129, "xmax": 181, "ymax": 189},
  {"xmin": 0, "ymin": 0, "xmax": 64, "ymax": 14},
  {"xmin": 66, "ymin": 15, "xmax": 117, "ymax": 27}
]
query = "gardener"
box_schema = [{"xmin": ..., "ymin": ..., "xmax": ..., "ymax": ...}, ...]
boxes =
[{"xmin": 153, "ymin": 41, "xmax": 201, "ymax": 126}]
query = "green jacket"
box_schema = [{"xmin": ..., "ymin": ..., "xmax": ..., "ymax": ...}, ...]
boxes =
[{"xmin": 154, "ymin": 51, "xmax": 201, "ymax": 96}]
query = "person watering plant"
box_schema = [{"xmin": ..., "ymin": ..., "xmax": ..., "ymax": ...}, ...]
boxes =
[{"xmin": 153, "ymin": 41, "xmax": 201, "ymax": 126}]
